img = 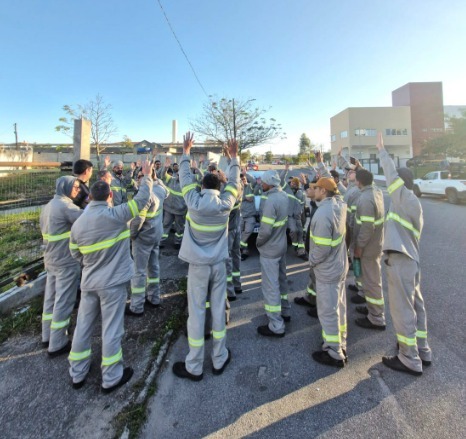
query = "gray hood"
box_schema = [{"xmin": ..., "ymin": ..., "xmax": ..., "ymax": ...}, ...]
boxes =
[{"xmin": 56, "ymin": 176, "xmax": 77, "ymax": 198}]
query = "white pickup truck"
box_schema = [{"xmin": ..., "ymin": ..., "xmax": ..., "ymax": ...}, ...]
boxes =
[{"xmin": 413, "ymin": 170, "xmax": 466, "ymax": 204}]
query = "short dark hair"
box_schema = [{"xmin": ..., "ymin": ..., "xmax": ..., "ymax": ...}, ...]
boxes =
[
  {"xmin": 90, "ymin": 181, "xmax": 111, "ymax": 201},
  {"xmin": 97, "ymin": 170, "xmax": 110, "ymax": 180},
  {"xmin": 73, "ymin": 159, "xmax": 93, "ymax": 175},
  {"xmin": 155, "ymin": 160, "xmax": 161, "ymax": 164},
  {"xmin": 356, "ymin": 169, "xmax": 373, "ymax": 186},
  {"xmin": 330, "ymin": 170, "xmax": 340, "ymax": 181},
  {"xmin": 202, "ymin": 173, "xmax": 221, "ymax": 191}
]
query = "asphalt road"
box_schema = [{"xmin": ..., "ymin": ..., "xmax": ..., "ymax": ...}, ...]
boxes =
[{"xmin": 141, "ymin": 193, "xmax": 466, "ymax": 439}]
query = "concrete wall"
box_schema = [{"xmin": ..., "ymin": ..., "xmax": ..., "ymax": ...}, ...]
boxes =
[{"xmin": 0, "ymin": 147, "xmax": 33, "ymax": 170}]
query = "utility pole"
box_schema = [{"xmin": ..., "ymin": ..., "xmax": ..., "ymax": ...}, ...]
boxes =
[{"xmin": 14, "ymin": 123, "xmax": 18, "ymax": 149}]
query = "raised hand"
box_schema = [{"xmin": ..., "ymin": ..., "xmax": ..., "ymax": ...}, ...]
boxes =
[
  {"xmin": 164, "ymin": 156, "xmax": 171, "ymax": 168},
  {"xmin": 315, "ymin": 151, "xmax": 322, "ymax": 163},
  {"xmin": 141, "ymin": 160, "xmax": 153, "ymax": 177},
  {"xmin": 183, "ymin": 131, "xmax": 194, "ymax": 155},
  {"xmin": 104, "ymin": 155, "xmax": 111, "ymax": 168},
  {"xmin": 376, "ymin": 132, "xmax": 384, "ymax": 151},
  {"xmin": 227, "ymin": 139, "xmax": 238, "ymax": 158}
]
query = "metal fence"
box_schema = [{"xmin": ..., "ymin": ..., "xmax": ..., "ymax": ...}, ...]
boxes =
[{"xmin": 0, "ymin": 164, "xmax": 64, "ymax": 292}]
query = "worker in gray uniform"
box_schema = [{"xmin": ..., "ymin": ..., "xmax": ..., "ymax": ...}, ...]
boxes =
[
  {"xmin": 68, "ymin": 160, "xmax": 153, "ymax": 393},
  {"xmin": 240, "ymin": 173, "xmax": 256, "ymax": 260},
  {"xmin": 256, "ymin": 170, "xmax": 290, "ymax": 337},
  {"xmin": 161, "ymin": 158, "xmax": 187, "ymax": 249},
  {"xmin": 40, "ymin": 176, "xmax": 82, "ymax": 356},
  {"xmin": 352, "ymin": 169, "xmax": 386, "ymax": 330},
  {"xmin": 172, "ymin": 132, "xmax": 240, "ymax": 381},
  {"xmin": 102, "ymin": 156, "xmax": 136, "ymax": 206},
  {"xmin": 126, "ymin": 171, "xmax": 169, "ymax": 316},
  {"xmin": 308, "ymin": 177, "xmax": 348, "ymax": 367},
  {"xmin": 376, "ymin": 133, "xmax": 432, "ymax": 376}
]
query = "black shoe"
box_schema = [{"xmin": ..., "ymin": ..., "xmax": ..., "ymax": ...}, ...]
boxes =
[
  {"xmin": 234, "ymin": 288, "xmax": 243, "ymax": 295},
  {"xmin": 42, "ymin": 341, "xmax": 49, "ymax": 349},
  {"xmin": 355, "ymin": 317, "xmax": 386, "ymax": 331},
  {"xmin": 294, "ymin": 296, "xmax": 314, "ymax": 307},
  {"xmin": 298, "ymin": 252, "xmax": 308, "ymax": 261},
  {"xmin": 355, "ymin": 306, "xmax": 369, "ymax": 315},
  {"xmin": 204, "ymin": 333, "xmax": 211, "ymax": 341},
  {"xmin": 395, "ymin": 343, "xmax": 432, "ymax": 367},
  {"xmin": 281, "ymin": 315, "xmax": 291, "ymax": 323},
  {"xmin": 125, "ymin": 305, "xmax": 144, "ymax": 317},
  {"xmin": 145, "ymin": 299, "xmax": 160, "ymax": 309},
  {"xmin": 48, "ymin": 340, "xmax": 72, "ymax": 358},
  {"xmin": 307, "ymin": 307, "xmax": 318, "ymax": 318},
  {"xmin": 350, "ymin": 295, "xmax": 366, "ymax": 304},
  {"xmin": 172, "ymin": 362, "xmax": 203, "ymax": 381},
  {"xmin": 102, "ymin": 367, "xmax": 134, "ymax": 393},
  {"xmin": 227, "ymin": 295, "xmax": 237, "ymax": 302},
  {"xmin": 382, "ymin": 356, "xmax": 422, "ymax": 376},
  {"xmin": 173, "ymin": 243, "xmax": 181, "ymax": 250},
  {"xmin": 257, "ymin": 325, "xmax": 285, "ymax": 338},
  {"xmin": 241, "ymin": 254, "xmax": 249, "ymax": 261},
  {"xmin": 312, "ymin": 350, "xmax": 345, "ymax": 368},
  {"xmin": 72, "ymin": 379, "xmax": 86, "ymax": 390},
  {"xmin": 348, "ymin": 284, "xmax": 359, "ymax": 292},
  {"xmin": 213, "ymin": 349, "xmax": 231, "ymax": 375}
]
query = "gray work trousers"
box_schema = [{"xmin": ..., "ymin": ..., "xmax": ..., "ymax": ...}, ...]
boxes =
[
  {"xmin": 42, "ymin": 263, "xmax": 80, "ymax": 352},
  {"xmin": 304, "ymin": 268, "xmax": 317, "ymax": 306},
  {"xmin": 186, "ymin": 262, "xmax": 229, "ymax": 376},
  {"xmin": 361, "ymin": 254, "xmax": 385, "ymax": 326},
  {"xmin": 385, "ymin": 252, "xmax": 432, "ymax": 372},
  {"xmin": 162, "ymin": 211, "xmax": 185, "ymax": 245},
  {"xmin": 288, "ymin": 217, "xmax": 305, "ymax": 251},
  {"xmin": 240, "ymin": 216, "xmax": 256, "ymax": 254},
  {"xmin": 226, "ymin": 224, "xmax": 242, "ymax": 299},
  {"xmin": 69, "ymin": 283, "xmax": 127, "ymax": 388},
  {"xmin": 260, "ymin": 254, "xmax": 290, "ymax": 334},
  {"xmin": 130, "ymin": 238, "xmax": 161, "ymax": 313},
  {"xmin": 316, "ymin": 277, "xmax": 347, "ymax": 361}
]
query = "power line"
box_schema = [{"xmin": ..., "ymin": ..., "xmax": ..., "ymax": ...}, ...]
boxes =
[{"xmin": 156, "ymin": 0, "xmax": 210, "ymax": 98}]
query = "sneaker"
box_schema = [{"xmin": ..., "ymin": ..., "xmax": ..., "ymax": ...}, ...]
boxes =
[
  {"xmin": 307, "ymin": 307, "xmax": 318, "ymax": 318},
  {"xmin": 355, "ymin": 306, "xmax": 369, "ymax": 315},
  {"xmin": 294, "ymin": 297, "xmax": 314, "ymax": 307},
  {"xmin": 382, "ymin": 356, "xmax": 422, "ymax": 376},
  {"xmin": 257, "ymin": 325, "xmax": 285, "ymax": 338},
  {"xmin": 312, "ymin": 350, "xmax": 345, "ymax": 368},
  {"xmin": 125, "ymin": 305, "xmax": 144, "ymax": 317},
  {"xmin": 355, "ymin": 317, "xmax": 386, "ymax": 331},
  {"xmin": 172, "ymin": 362, "xmax": 203, "ymax": 381},
  {"xmin": 350, "ymin": 295, "xmax": 366, "ymax": 304},
  {"xmin": 213, "ymin": 349, "xmax": 232, "ymax": 375},
  {"xmin": 102, "ymin": 367, "xmax": 134, "ymax": 393},
  {"xmin": 48, "ymin": 340, "xmax": 72, "ymax": 358}
]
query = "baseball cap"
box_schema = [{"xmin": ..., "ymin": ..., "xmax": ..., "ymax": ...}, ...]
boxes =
[{"xmin": 310, "ymin": 177, "xmax": 339, "ymax": 193}]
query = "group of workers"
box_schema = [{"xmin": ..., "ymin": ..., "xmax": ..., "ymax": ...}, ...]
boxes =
[{"xmin": 39, "ymin": 130, "xmax": 431, "ymax": 393}]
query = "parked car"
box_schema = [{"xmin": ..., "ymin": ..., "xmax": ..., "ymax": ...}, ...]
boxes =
[
  {"xmin": 413, "ymin": 170, "xmax": 466, "ymax": 204},
  {"xmin": 247, "ymin": 162, "xmax": 259, "ymax": 171}
]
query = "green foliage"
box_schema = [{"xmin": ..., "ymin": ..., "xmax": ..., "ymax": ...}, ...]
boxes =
[
  {"xmin": 240, "ymin": 149, "xmax": 251, "ymax": 163},
  {"xmin": 299, "ymin": 133, "xmax": 312, "ymax": 155},
  {"xmin": 323, "ymin": 152, "xmax": 332, "ymax": 163},
  {"xmin": 191, "ymin": 96, "xmax": 286, "ymax": 151},
  {"xmin": 264, "ymin": 151, "xmax": 273, "ymax": 163}
]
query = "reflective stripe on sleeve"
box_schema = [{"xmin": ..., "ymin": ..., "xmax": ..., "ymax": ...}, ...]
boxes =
[
  {"xmin": 388, "ymin": 177, "xmax": 405, "ymax": 194},
  {"xmin": 386, "ymin": 212, "xmax": 420, "ymax": 238},
  {"xmin": 182, "ymin": 183, "xmax": 199, "ymax": 196},
  {"xmin": 110, "ymin": 186, "xmax": 127, "ymax": 193},
  {"xmin": 128, "ymin": 200, "xmax": 139, "ymax": 218},
  {"xmin": 102, "ymin": 348, "xmax": 123, "ymax": 366},
  {"xmin": 224, "ymin": 185, "xmax": 238, "ymax": 198},
  {"xmin": 309, "ymin": 231, "xmax": 345, "ymax": 247}
]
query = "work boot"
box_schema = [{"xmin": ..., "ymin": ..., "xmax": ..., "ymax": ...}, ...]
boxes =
[
  {"xmin": 355, "ymin": 317, "xmax": 386, "ymax": 331},
  {"xmin": 101, "ymin": 367, "xmax": 134, "ymax": 393},
  {"xmin": 145, "ymin": 299, "xmax": 160, "ymax": 309},
  {"xmin": 125, "ymin": 305, "xmax": 144, "ymax": 317},
  {"xmin": 355, "ymin": 306, "xmax": 369, "ymax": 315},
  {"xmin": 395, "ymin": 343, "xmax": 432, "ymax": 367},
  {"xmin": 350, "ymin": 295, "xmax": 366, "ymax": 304},
  {"xmin": 382, "ymin": 356, "xmax": 422, "ymax": 376},
  {"xmin": 212, "ymin": 349, "xmax": 232, "ymax": 375},
  {"xmin": 312, "ymin": 350, "xmax": 345, "ymax": 368},
  {"xmin": 172, "ymin": 362, "xmax": 203, "ymax": 381},
  {"xmin": 307, "ymin": 307, "xmax": 318, "ymax": 318},
  {"xmin": 241, "ymin": 253, "xmax": 249, "ymax": 261},
  {"xmin": 281, "ymin": 315, "xmax": 291, "ymax": 323},
  {"xmin": 48, "ymin": 340, "xmax": 72, "ymax": 358},
  {"xmin": 348, "ymin": 284, "xmax": 359, "ymax": 292},
  {"xmin": 234, "ymin": 288, "xmax": 243, "ymax": 295},
  {"xmin": 257, "ymin": 325, "xmax": 285, "ymax": 338}
]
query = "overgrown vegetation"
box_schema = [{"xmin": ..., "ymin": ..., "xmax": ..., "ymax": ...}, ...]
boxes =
[{"xmin": 0, "ymin": 170, "xmax": 60, "ymax": 203}]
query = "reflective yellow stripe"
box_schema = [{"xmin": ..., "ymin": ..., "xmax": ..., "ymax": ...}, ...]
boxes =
[
  {"xmin": 322, "ymin": 330, "xmax": 340, "ymax": 343},
  {"xmin": 212, "ymin": 329, "xmax": 226, "ymax": 339},
  {"xmin": 69, "ymin": 349, "xmax": 91, "ymax": 362},
  {"xmin": 273, "ymin": 218, "xmax": 287, "ymax": 228},
  {"xmin": 297, "ymin": 243, "xmax": 305, "ymax": 248},
  {"xmin": 42, "ymin": 313, "xmax": 53, "ymax": 321},
  {"xmin": 388, "ymin": 177, "xmax": 405, "ymax": 194},
  {"xmin": 264, "ymin": 304, "xmax": 281, "ymax": 313},
  {"xmin": 206, "ymin": 301, "xmax": 210, "ymax": 309},
  {"xmin": 188, "ymin": 337, "xmax": 204, "ymax": 348},
  {"xmin": 365, "ymin": 296, "xmax": 385, "ymax": 306},
  {"xmin": 306, "ymin": 286, "xmax": 316, "ymax": 296},
  {"xmin": 232, "ymin": 272, "xmax": 240, "ymax": 277},
  {"xmin": 260, "ymin": 195, "xmax": 268, "ymax": 200},
  {"xmin": 182, "ymin": 183, "xmax": 198, "ymax": 196},
  {"xmin": 386, "ymin": 212, "xmax": 420, "ymax": 238},
  {"xmin": 245, "ymin": 194, "xmax": 254, "ymax": 198},
  {"xmin": 162, "ymin": 233, "xmax": 169, "ymax": 238},
  {"xmin": 339, "ymin": 324, "xmax": 347, "ymax": 333},
  {"xmin": 175, "ymin": 232, "xmax": 184, "ymax": 238},
  {"xmin": 128, "ymin": 199, "xmax": 139, "ymax": 218},
  {"xmin": 147, "ymin": 278, "xmax": 160, "ymax": 284},
  {"xmin": 224, "ymin": 185, "xmax": 238, "ymax": 198},
  {"xmin": 227, "ymin": 276, "xmax": 233, "ymax": 282},
  {"xmin": 77, "ymin": 230, "xmax": 130, "ymax": 254},
  {"xmin": 416, "ymin": 330, "xmax": 427, "ymax": 339},
  {"xmin": 261, "ymin": 216, "xmax": 275, "ymax": 225},
  {"xmin": 102, "ymin": 348, "xmax": 123, "ymax": 366},
  {"xmin": 240, "ymin": 241, "xmax": 248, "ymax": 247},
  {"xmin": 186, "ymin": 213, "xmax": 227, "ymax": 233},
  {"xmin": 51, "ymin": 318, "xmax": 70, "ymax": 329},
  {"xmin": 309, "ymin": 231, "xmax": 345, "ymax": 247},
  {"xmin": 355, "ymin": 215, "xmax": 384, "ymax": 226},
  {"xmin": 145, "ymin": 210, "xmax": 161, "ymax": 218},
  {"xmin": 397, "ymin": 334, "xmax": 417, "ymax": 346},
  {"xmin": 232, "ymin": 203, "xmax": 241, "ymax": 210},
  {"xmin": 69, "ymin": 241, "xmax": 79, "ymax": 250},
  {"xmin": 110, "ymin": 186, "xmax": 127, "ymax": 193},
  {"xmin": 42, "ymin": 231, "xmax": 71, "ymax": 242},
  {"xmin": 131, "ymin": 287, "xmax": 145, "ymax": 294},
  {"xmin": 167, "ymin": 186, "xmax": 183, "ymax": 197},
  {"xmin": 280, "ymin": 294, "xmax": 288, "ymax": 300},
  {"xmin": 261, "ymin": 216, "xmax": 287, "ymax": 228}
]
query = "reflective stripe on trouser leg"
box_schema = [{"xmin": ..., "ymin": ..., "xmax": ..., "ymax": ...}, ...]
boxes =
[
  {"xmin": 316, "ymin": 279, "xmax": 346, "ymax": 361},
  {"xmin": 260, "ymin": 255, "xmax": 285, "ymax": 334},
  {"xmin": 174, "ymin": 214, "xmax": 185, "ymax": 245},
  {"xmin": 278, "ymin": 254, "xmax": 290, "ymax": 318},
  {"xmin": 240, "ymin": 216, "xmax": 255, "ymax": 251},
  {"xmin": 288, "ymin": 217, "xmax": 304, "ymax": 250},
  {"xmin": 48, "ymin": 263, "xmax": 81, "ymax": 352},
  {"xmin": 162, "ymin": 211, "xmax": 175, "ymax": 241},
  {"xmin": 413, "ymin": 268, "xmax": 432, "ymax": 363},
  {"xmin": 100, "ymin": 283, "xmax": 127, "ymax": 388},
  {"xmin": 69, "ymin": 289, "xmax": 102, "ymax": 384},
  {"xmin": 338, "ymin": 278, "xmax": 347, "ymax": 351},
  {"xmin": 42, "ymin": 269, "xmax": 57, "ymax": 344},
  {"xmin": 305, "ymin": 268, "xmax": 317, "ymax": 306},
  {"xmin": 361, "ymin": 255, "xmax": 385, "ymax": 326},
  {"xmin": 226, "ymin": 231, "xmax": 235, "ymax": 299},
  {"xmin": 146, "ymin": 243, "xmax": 161, "ymax": 305},
  {"xmin": 385, "ymin": 253, "xmax": 424, "ymax": 372},
  {"xmin": 130, "ymin": 238, "xmax": 151, "ymax": 314},
  {"xmin": 204, "ymin": 291, "xmax": 212, "ymax": 337},
  {"xmin": 231, "ymin": 225, "xmax": 242, "ymax": 290}
]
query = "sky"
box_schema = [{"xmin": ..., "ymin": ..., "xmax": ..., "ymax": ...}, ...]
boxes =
[{"xmin": 1, "ymin": 0, "xmax": 466, "ymax": 155}]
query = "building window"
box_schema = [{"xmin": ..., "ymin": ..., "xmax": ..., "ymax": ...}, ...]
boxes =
[
  {"xmin": 340, "ymin": 131, "xmax": 348, "ymax": 138},
  {"xmin": 385, "ymin": 128, "xmax": 408, "ymax": 136},
  {"xmin": 355, "ymin": 129, "xmax": 376, "ymax": 136},
  {"xmin": 369, "ymin": 153, "xmax": 376, "ymax": 159},
  {"xmin": 330, "ymin": 134, "xmax": 336, "ymax": 142}
]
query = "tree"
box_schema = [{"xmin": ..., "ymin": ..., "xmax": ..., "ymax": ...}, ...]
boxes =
[
  {"xmin": 121, "ymin": 135, "xmax": 134, "ymax": 150},
  {"xmin": 55, "ymin": 94, "xmax": 118, "ymax": 163},
  {"xmin": 240, "ymin": 149, "xmax": 251, "ymax": 163},
  {"xmin": 299, "ymin": 133, "xmax": 311, "ymax": 155},
  {"xmin": 264, "ymin": 151, "xmax": 273, "ymax": 163},
  {"xmin": 191, "ymin": 97, "xmax": 286, "ymax": 152}
]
